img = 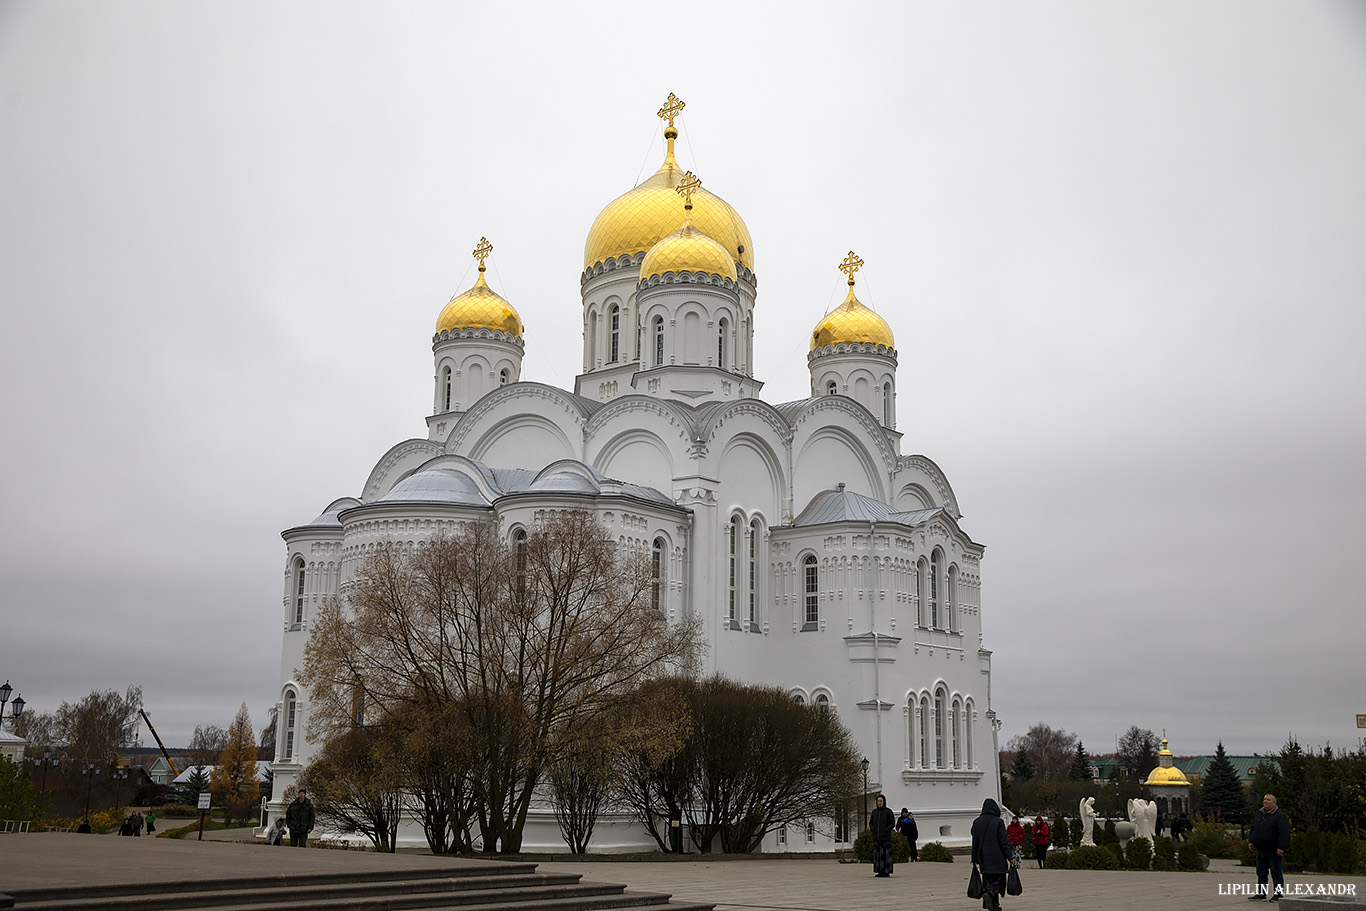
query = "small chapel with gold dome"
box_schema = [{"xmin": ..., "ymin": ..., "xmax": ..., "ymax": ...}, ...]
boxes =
[{"xmin": 269, "ymin": 94, "xmax": 999, "ymax": 850}]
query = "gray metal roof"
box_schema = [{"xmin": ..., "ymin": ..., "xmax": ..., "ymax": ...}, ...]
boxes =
[
  {"xmin": 793, "ymin": 485, "xmax": 944, "ymax": 528},
  {"xmin": 375, "ymin": 468, "xmax": 489, "ymax": 507}
]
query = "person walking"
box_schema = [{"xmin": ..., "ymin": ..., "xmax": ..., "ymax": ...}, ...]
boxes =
[
  {"xmin": 132, "ymin": 811, "xmax": 143, "ymax": 837},
  {"xmin": 1006, "ymin": 816, "xmax": 1025, "ymax": 863},
  {"xmin": 145, "ymin": 809, "xmax": 156, "ymax": 834},
  {"xmin": 265, "ymin": 817, "xmax": 286, "ymax": 845},
  {"xmin": 868, "ymin": 794, "xmax": 897, "ymax": 877},
  {"xmin": 285, "ymin": 789, "xmax": 316, "ymax": 847},
  {"xmin": 1247, "ymin": 793, "xmax": 1291, "ymax": 902},
  {"xmin": 971, "ymin": 799, "xmax": 1015, "ymax": 911},
  {"xmin": 896, "ymin": 808, "xmax": 919, "ymax": 862},
  {"xmin": 1032, "ymin": 816, "xmax": 1050, "ymax": 868}
]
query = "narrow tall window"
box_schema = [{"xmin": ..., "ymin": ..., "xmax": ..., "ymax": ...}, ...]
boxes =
[
  {"xmin": 919, "ymin": 698, "xmax": 930, "ymax": 768},
  {"xmin": 609, "ymin": 305, "xmax": 620, "ymax": 363},
  {"xmin": 883, "ymin": 382, "xmax": 893, "ymax": 425},
  {"xmin": 747, "ymin": 520, "xmax": 758, "ymax": 624},
  {"xmin": 654, "ymin": 316, "xmax": 664, "ymax": 366},
  {"xmin": 952, "ymin": 698, "xmax": 962, "ymax": 768},
  {"xmin": 499, "ymin": 368, "xmax": 509, "ymax": 386},
  {"xmin": 651, "ymin": 537, "xmax": 664, "ymax": 612},
  {"xmin": 965, "ymin": 700, "xmax": 975, "ymax": 768},
  {"xmin": 442, "ymin": 366, "xmax": 452, "ymax": 412},
  {"xmin": 514, "ymin": 530, "xmax": 527, "ymax": 604},
  {"xmin": 947, "ymin": 567, "xmax": 958, "ymax": 632},
  {"xmin": 589, "ymin": 312, "xmax": 598, "ymax": 365},
  {"xmin": 284, "ymin": 691, "xmax": 297, "ymax": 760},
  {"xmin": 292, "ymin": 558, "xmax": 306, "ymax": 627},
  {"xmin": 917, "ymin": 559, "xmax": 927, "ymax": 627},
  {"xmin": 934, "ymin": 689, "xmax": 946, "ymax": 768},
  {"xmin": 718, "ymin": 318, "xmax": 728, "ymax": 368},
  {"xmin": 930, "ymin": 551, "xmax": 942, "ymax": 628},
  {"xmin": 728, "ymin": 517, "xmax": 740, "ymax": 623},
  {"xmin": 803, "ymin": 555, "xmax": 819, "ymax": 626}
]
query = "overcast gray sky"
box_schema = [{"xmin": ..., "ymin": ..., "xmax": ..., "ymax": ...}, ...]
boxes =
[{"xmin": 2, "ymin": 1, "xmax": 1363, "ymax": 758}]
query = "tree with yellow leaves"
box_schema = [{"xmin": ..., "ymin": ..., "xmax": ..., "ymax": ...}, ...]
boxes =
[{"xmin": 209, "ymin": 703, "xmax": 258, "ymax": 825}]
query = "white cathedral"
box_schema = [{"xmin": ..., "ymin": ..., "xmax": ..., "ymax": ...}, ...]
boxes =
[{"xmin": 268, "ymin": 96, "xmax": 1003, "ymax": 850}]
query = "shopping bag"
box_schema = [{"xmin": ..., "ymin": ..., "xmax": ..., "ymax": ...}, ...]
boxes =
[
  {"xmin": 967, "ymin": 866, "xmax": 984, "ymax": 899},
  {"xmin": 1007, "ymin": 865, "xmax": 1023, "ymax": 896}
]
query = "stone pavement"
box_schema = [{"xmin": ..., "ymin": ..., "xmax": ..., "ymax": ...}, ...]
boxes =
[{"xmin": 0, "ymin": 833, "xmax": 1360, "ymax": 911}]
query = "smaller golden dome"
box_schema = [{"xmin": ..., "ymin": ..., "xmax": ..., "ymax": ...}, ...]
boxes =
[
  {"xmin": 435, "ymin": 239, "xmax": 524, "ymax": 338},
  {"xmin": 1144, "ymin": 765, "xmax": 1191, "ymax": 786},
  {"xmin": 810, "ymin": 277, "xmax": 895, "ymax": 352},
  {"xmin": 641, "ymin": 176, "xmax": 737, "ymax": 283}
]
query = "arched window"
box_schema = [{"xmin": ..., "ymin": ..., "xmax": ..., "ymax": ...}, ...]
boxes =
[
  {"xmin": 513, "ymin": 529, "xmax": 528, "ymax": 604},
  {"xmin": 292, "ymin": 558, "xmax": 306, "ymax": 627},
  {"xmin": 934, "ymin": 688, "xmax": 947, "ymax": 768},
  {"xmin": 826, "ymin": 380, "xmax": 837, "ymax": 396},
  {"xmin": 588, "ymin": 311, "xmax": 598, "ymax": 365},
  {"xmin": 653, "ymin": 316, "xmax": 664, "ymax": 366},
  {"xmin": 499, "ymin": 368, "xmax": 509, "ymax": 386},
  {"xmin": 728, "ymin": 516, "xmax": 740, "ymax": 624},
  {"xmin": 916, "ymin": 558, "xmax": 928, "ymax": 628},
  {"xmin": 442, "ymin": 366, "xmax": 452, "ymax": 412},
  {"xmin": 951, "ymin": 697, "xmax": 963, "ymax": 768},
  {"xmin": 919, "ymin": 697, "xmax": 930, "ymax": 769},
  {"xmin": 815, "ymin": 693, "xmax": 831, "ymax": 712},
  {"xmin": 609, "ymin": 304, "xmax": 620, "ymax": 363},
  {"xmin": 947, "ymin": 565, "xmax": 958, "ymax": 632},
  {"xmin": 651, "ymin": 537, "xmax": 665, "ymax": 612},
  {"xmin": 965, "ymin": 698, "xmax": 975, "ymax": 769},
  {"xmin": 792, "ymin": 692, "xmax": 806, "ymax": 705},
  {"xmin": 718, "ymin": 317, "xmax": 728, "ymax": 368},
  {"xmin": 283, "ymin": 689, "xmax": 298, "ymax": 760},
  {"xmin": 930, "ymin": 551, "xmax": 942, "ymax": 628},
  {"xmin": 748, "ymin": 519, "xmax": 759, "ymax": 625},
  {"xmin": 803, "ymin": 555, "xmax": 819, "ymax": 628},
  {"xmin": 883, "ymin": 382, "xmax": 893, "ymax": 426}
]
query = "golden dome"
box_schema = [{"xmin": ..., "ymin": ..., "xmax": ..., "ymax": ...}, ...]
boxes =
[
  {"xmin": 435, "ymin": 239, "xmax": 523, "ymax": 338},
  {"xmin": 810, "ymin": 285, "xmax": 895, "ymax": 352},
  {"xmin": 640, "ymin": 175, "xmax": 738, "ymax": 283},
  {"xmin": 584, "ymin": 128, "xmax": 754, "ymax": 273},
  {"xmin": 1144, "ymin": 765, "xmax": 1191, "ymax": 786}
]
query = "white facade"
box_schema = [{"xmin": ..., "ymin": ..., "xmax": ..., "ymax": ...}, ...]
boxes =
[{"xmin": 269, "ymin": 109, "xmax": 1002, "ymax": 851}]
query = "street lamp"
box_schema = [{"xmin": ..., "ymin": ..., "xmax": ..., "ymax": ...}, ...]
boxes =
[
  {"xmin": 31, "ymin": 751, "xmax": 59, "ymax": 796},
  {"xmin": 0, "ymin": 681, "xmax": 23, "ymax": 731},
  {"xmin": 861, "ymin": 756, "xmax": 870, "ymax": 831},
  {"xmin": 82, "ymin": 763, "xmax": 100, "ymax": 823},
  {"xmin": 112, "ymin": 767, "xmax": 129, "ymax": 811}
]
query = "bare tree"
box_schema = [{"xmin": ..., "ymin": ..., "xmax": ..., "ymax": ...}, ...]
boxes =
[
  {"xmin": 187, "ymin": 724, "xmax": 228, "ymax": 768},
  {"xmin": 1117, "ymin": 726, "xmax": 1160, "ymax": 780},
  {"xmin": 55, "ymin": 686, "xmax": 143, "ymax": 765},
  {"xmin": 258, "ymin": 705, "xmax": 278, "ymax": 761},
  {"xmin": 1006, "ymin": 723, "xmax": 1078, "ymax": 782},
  {"xmin": 9, "ymin": 709, "xmax": 60, "ymax": 756},
  {"xmin": 302, "ymin": 510, "xmax": 699, "ymax": 854}
]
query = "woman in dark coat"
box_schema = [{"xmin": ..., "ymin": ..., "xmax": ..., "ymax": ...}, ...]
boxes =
[
  {"xmin": 896, "ymin": 808, "xmax": 919, "ymax": 862},
  {"xmin": 971, "ymin": 798, "xmax": 1015, "ymax": 911},
  {"xmin": 868, "ymin": 794, "xmax": 897, "ymax": 877}
]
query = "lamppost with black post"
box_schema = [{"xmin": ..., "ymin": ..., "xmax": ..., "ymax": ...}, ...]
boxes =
[
  {"xmin": 0, "ymin": 680, "xmax": 25, "ymax": 731},
  {"xmin": 112, "ymin": 767, "xmax": 129, "ymax": 812},
  {"xmin": 861, "ymin": 756, "xmax": 870, "ymax": 831},
  {"xmin": 82, "ymin": 763, "xmax": 100, "ymax": 825},
  {"xmin": 32, "ymin": 750, "xmax": 59, "ymax": 799}
]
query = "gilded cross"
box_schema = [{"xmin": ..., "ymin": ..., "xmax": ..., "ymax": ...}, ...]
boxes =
[
  {"xmin": 839, "ymin": 250, "xmax": 864, "ymax": 285},
  {"xmin": 657, "ymin": 93, "xmax": 686, "ymax": 129},
  {"xmin": 676, "ymin": 171, "xmax": 702, "ymax": 208},
  {"xmin": 472, "ymin": 237, "xmax": 493, "ymax": 270}
]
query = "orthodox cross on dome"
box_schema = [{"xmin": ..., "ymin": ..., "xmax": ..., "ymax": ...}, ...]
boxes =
[
  {"xmin": 839, "ymin": 250, "xmax": 864, "ymax": 287},
  {"xmin": 676, "ymin": 171, "xmax": 702, "ymax": 210},
  {"xmin": 472, "ymin": 237, "xmax": 493, "ymax": 272},
  {"xmin": 657, "ymin": 92, "xmax": 686, "ymax": 129}
]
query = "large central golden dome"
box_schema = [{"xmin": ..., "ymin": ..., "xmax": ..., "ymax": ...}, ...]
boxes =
[{"xmin": 584, "ymin": 129, "xmax": 754, "ymax": 273}]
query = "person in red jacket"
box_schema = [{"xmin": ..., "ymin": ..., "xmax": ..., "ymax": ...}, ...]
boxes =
[
  {"xmin": 1006, "ymin": 817, "xmax": 1025, "ymax": 863},
  {"xmin": 1032, "ymin": 816, "xmax": 1050, "ymax": 868}
]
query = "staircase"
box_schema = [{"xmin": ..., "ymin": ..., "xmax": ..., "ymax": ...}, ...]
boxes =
[{"xmin": 0, "ymin": 860, "xmax": 716, "ymax": 911}]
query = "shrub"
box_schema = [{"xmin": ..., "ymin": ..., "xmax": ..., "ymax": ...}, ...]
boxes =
[
  {"xmin": 1096, "ymin": 820, "xmax": 1118, "ymax": 846},
  {"xmin": 1104, "ymin": 842, "xmax": 1123, "ymax": 865},
  {"xmin": 1069, "ymin": 818, "xmax": 1082, "ymax": 848},
  {"xmin": 158, "ymin": 803, "xmax": 199, "ymax": 818},
  {"xmin": 1022, "ymin": 822, "xmax": 1034, "ymax": 844},
  {"xmin": 1152, "ymin": 836, "xmax": 1178, "ymax": 871},
  {"xmin": 918, "ymin": 841, "xmax": 954, "ymax": 863},
  {"xmin": 1125, "ymin": 836, "xmax": 1152, "ymax": 870},
  {"xmin": 1178, "ymin": 842, "xmax": 1205, "ymax": 871},
  {"xmin": 51, "ymin": 808, "xmax": 122, "ymax": 834},
  {"xmin": 852, "ymin": 830, "xmax": 912, "ymax": 864},
  {"xmin": 1066, "ymin": 844, "xmax": 1120, "ymax": 870},
  {"xmin": 1191, "ymin": 822, "xmax": 1244, "ymax": 859},
  {"xmin": 1045, "ymin": 849, "xmax": 1070, "ymax": 869},
  {"xmin": 1294, "ymin": 830, "xmax": 1361, "ymax": 875}
]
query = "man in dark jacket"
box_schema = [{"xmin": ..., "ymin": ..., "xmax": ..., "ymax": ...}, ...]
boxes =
[
  {"xmin": 1247, "ymin": 793, "xmax": 1291, "ymax": 901},
  {"xmin": 971, "ymin": 798, "xmax": 1015, "ymax": 911},
  {"xmin": 896, "ymin": 808, "xmax": 919, "ymax": 862},
  {"xmin": 285, "ymin": 789, "xmax": 316, "ymax": 847}
]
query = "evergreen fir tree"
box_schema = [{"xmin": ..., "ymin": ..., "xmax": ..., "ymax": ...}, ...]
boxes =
[
  {"xmin": 185, "ymin": 764, "xmax": 209, "ymax": 797},
  {"xmin": 1013, "ymin": 749, "xmax": 1036, "ymax": 781},
  {"xmin": 1201, "ymin": 741, "xmax": 1245, "ymax": 823},
  {"xmin": 1070, "ymin": 741, "xmax": 1092, "ymax": 781}
]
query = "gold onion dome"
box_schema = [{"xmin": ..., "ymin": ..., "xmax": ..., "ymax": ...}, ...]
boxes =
[
  {"xmin": 435, "ymin": 238, "xmax": 524, "ymax": 338},
  {"xmin": 640, "ymin": 171, "xmax": 738, "ymax": 282},
  {"xmin": 584, "ymin": 94, "xmax": 754, "ymax": 272},
  {"xmin": 1143, "ymin": 735, "xmax": 1191, "ymax": 786},
  {"xmin": 809, "ymin": 252, "xmax": 895, "ymax": 352}
]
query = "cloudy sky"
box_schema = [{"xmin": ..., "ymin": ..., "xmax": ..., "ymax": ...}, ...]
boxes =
[{"xmin": 1, "ymin": 2, "xmax": 1362, "ymax": 759}]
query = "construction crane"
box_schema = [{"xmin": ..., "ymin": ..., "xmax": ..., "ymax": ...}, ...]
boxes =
[{"xmin": 139, "ymin": 709, "xmax": 181, "ymax": 778}]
